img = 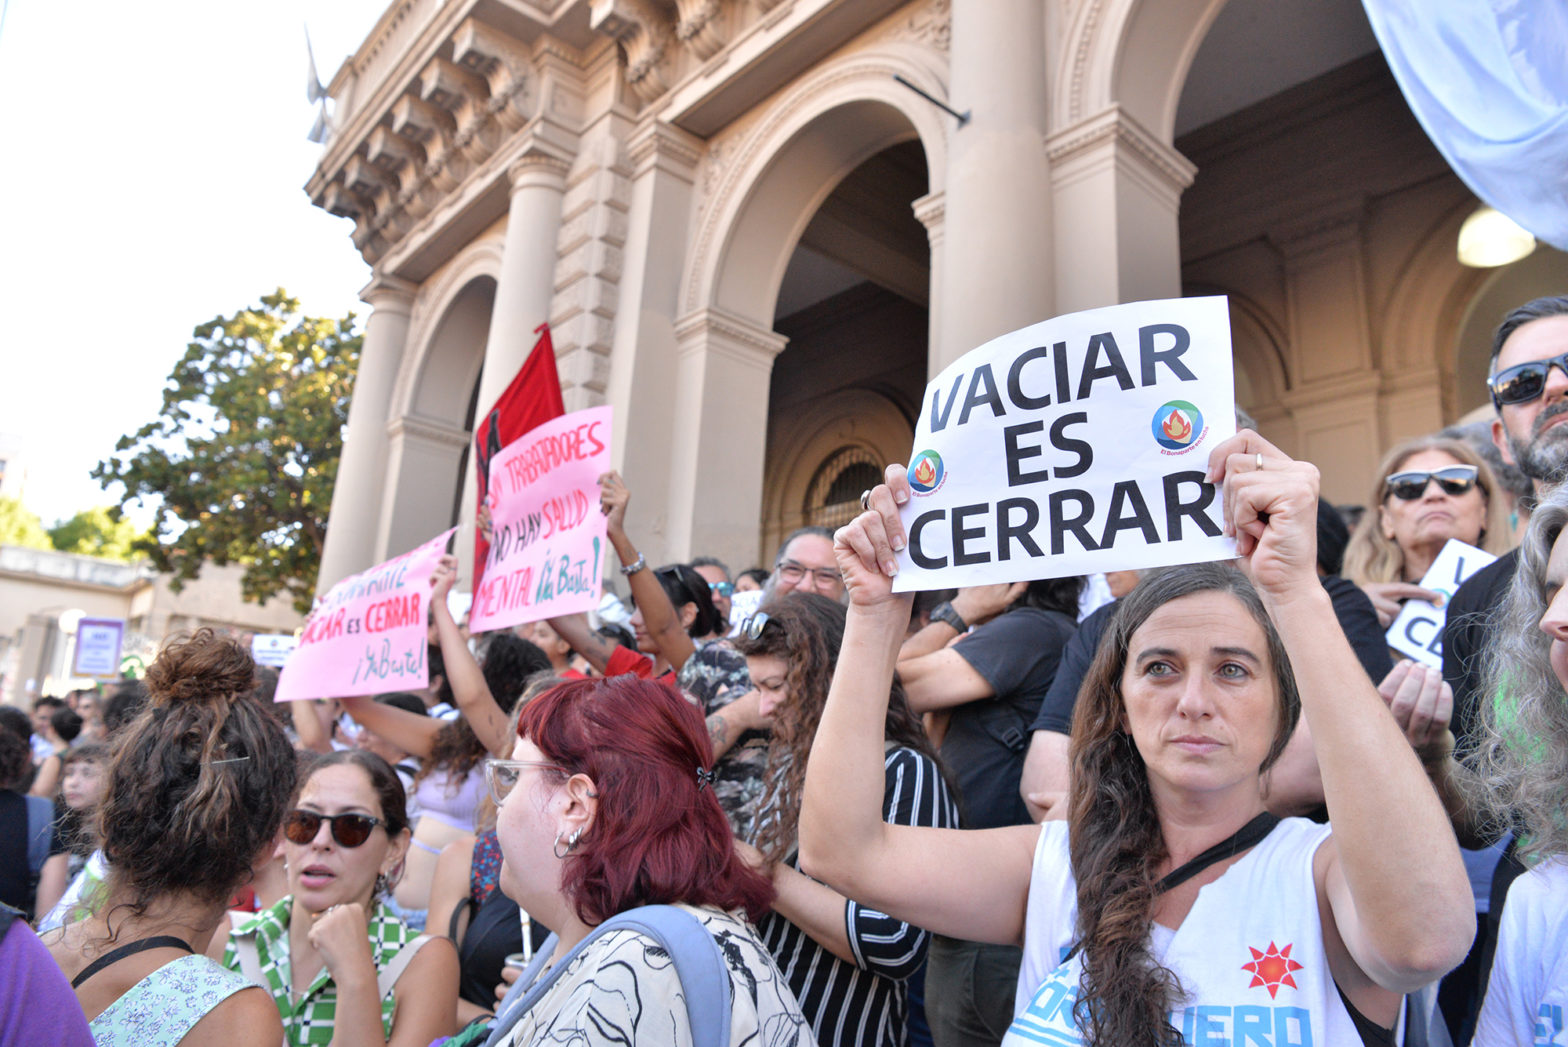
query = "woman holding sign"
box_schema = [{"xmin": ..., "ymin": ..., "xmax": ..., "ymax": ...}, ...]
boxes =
[
  {"xmin": 799, "ymin": 432, "xmax": 1473, "ymax": 1046},
  {"xmin": 1343, "ymin": 436, "xmax": 1508, "ymax": 627}
]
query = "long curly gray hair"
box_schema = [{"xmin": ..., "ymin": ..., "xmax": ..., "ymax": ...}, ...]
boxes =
[{"xmin": 1470, "ymin": 482, "xmax": 1568, "ymax": 859}]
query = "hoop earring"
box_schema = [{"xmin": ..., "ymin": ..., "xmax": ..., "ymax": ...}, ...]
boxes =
[{"xmin": 553, "ymin": 827, "xmax": 582, "ymax": 860}]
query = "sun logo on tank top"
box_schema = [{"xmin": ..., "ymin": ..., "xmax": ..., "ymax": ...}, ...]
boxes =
[{"xmin": 1242, "ymin": 941, "xmax": 1303, "ymax": 998}]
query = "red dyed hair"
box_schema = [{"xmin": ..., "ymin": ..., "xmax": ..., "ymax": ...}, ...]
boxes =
[{"xmin": 516, "ymin": 675, "xmax": 775, "ymax": 925}]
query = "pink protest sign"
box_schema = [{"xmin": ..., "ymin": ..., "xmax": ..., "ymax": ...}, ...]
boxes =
[
  {"xmin": 469, "ymin": 405, "xmax": 612, "ymax": 633},
  {"xmin": 275, "ymin": 528, "xmax": 457, "ymax": 702}
]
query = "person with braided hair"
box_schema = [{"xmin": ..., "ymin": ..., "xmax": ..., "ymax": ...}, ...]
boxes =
[
  {"xmin": 42, "ymin": 628, "xmax": 297, "ymax": 1046},
  {"xmin": 801, "ymin": 432, "xmax": 1475, "ymax": 1047}
]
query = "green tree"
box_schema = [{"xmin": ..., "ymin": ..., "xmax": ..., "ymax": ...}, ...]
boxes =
[
  {"xmin": 47, "ymin": 506, "xmax": 148, "ymax": 561},
  {"xmin": 94, "ymin": 290, "xmax": 361, "ymax": 613},
  {"xmin": 0, "ymin": 496, "xmax": 51, "ymax": 550}
]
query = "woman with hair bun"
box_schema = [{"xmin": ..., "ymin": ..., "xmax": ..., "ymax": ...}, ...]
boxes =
[
  {"xmin": 43, "ymin": 629, "xmax": 298, "ymax": 1047},
  {"xmin": 220, "ymin": 748, "xmax": 459, "ymax": 1046}
]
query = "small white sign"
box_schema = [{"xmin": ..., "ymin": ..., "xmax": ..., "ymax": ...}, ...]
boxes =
[
  {"xmin": 1386, "ymin": 538, "xmax": 1497, "ymax": 668},
  {"xmin": 251, "ymin": 633, "xmax": 299, "ymax": 669},
  {"xmin": 73, "ymin": 619, "xmax": 126, "ymax": 677}
]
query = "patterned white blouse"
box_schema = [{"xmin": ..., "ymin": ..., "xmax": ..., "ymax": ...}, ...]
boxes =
[{"xmin": 497, "ymin": 904, "xmax": 817, "ymax": 1047}]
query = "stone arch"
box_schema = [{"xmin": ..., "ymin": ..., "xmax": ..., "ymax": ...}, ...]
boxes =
[
  {"xmin": 393, "ymin": 238, "xmax": 504, "ymax": 421},
  {"xmin": 1057, "ymin": 0, "xmax": 1228, "ymax": 138},
  {"xmin": 376, "ymin": 240, "xmax": 502, "ymax": 563},
  {"xmin": 682, "ymin": 41, "xmax": 950, "ymax": 325},
  {"xmin": 760, "ymin": 388, "xmax": 914, "ymax": 560}
]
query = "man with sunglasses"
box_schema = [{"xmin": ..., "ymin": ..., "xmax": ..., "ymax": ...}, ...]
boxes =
[
  {"xmin": 1447, "ymin": 295, "xmax": 1568, "ymax": 740},
  {"xmin": 1440, "ymin": 295, "xmax": 1568, "ymax": 1040}
]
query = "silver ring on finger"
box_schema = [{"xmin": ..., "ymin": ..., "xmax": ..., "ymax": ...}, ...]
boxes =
[
  {"xmin": 860, "ymin": 489, "xmax": 872, "ymax": 511},
  {"xmin": 1255, "ymin": 452, "xmax": 1264, "ymax": 470}
]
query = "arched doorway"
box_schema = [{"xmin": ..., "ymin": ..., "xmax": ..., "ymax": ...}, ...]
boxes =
[
  {"xmin": 670, "ymin": 46, "xmax": 948, "ymax": 569},
  {"xmin": 760, "ymin": 140, "xmax": 929, "ymax": 562},
  {"xmin": 379, "ymin": 273, "xmax": 495, "ymax": 564}
]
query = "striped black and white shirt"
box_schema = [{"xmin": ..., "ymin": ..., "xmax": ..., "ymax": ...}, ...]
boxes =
[{"xmin": 758, "ymin": 746, "xmax": 960, "ymax": 1047}]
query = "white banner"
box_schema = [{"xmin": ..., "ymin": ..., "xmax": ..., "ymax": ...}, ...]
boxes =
[
  {"xmin": 893, "ymin": 297, "xmax": 1237, "ymax": 591},
  {"xmin": 1386, "ymin": 538, "xmax": 1496, "ymax": 668}
]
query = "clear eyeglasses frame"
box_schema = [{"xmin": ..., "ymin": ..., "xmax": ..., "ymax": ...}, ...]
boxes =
[{"xmin": 484, "ymin": 758, "xmax": 563, "ymax": 807}]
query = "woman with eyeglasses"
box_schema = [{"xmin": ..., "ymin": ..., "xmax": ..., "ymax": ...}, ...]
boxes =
[
  {"xmin": 43, "ymin": 629, "xmax": 297, "ymax": 1047},
  {"xmin": 1343, "ymin": 435, "xmax": 1509, "ymax": 627},
  {"xmin": 467, "ymin": 675, "xmax": 813, "ymax": 1046},
  {"xmin": 219, "ymin": 750, "xmax": 459, "ymax": 1047},
  {"xmin": 732, "ymin": 594, "xmax": 958, "ymax": 1047}
]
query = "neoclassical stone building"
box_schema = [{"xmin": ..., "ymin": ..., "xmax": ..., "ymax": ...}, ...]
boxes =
[{"xmin": 310, "ymin": 0, "xmax": 1568, "ymax": 591}]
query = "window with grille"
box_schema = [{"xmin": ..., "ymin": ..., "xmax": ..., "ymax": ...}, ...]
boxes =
[{"xmin": 804, "ymin": 447, "xmax": 884, "ymax": 530}]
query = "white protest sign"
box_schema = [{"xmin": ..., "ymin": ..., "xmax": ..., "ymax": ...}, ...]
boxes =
[
  {"xmin": 251, "ymin": 634, "xmax": 298, "ymax": 669},
  {"xmin": 1386, "ymin": 538, "xmax": 1497, "ymax": 668},
  {"xmin": 893, "ymin": 297, "xmax": 1237, "ymax": 591},
  {"xmin": 73, "ymin": 619, "xmax": 126, "ymax": 677}
]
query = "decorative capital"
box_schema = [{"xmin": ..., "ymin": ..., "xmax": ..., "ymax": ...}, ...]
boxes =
[
  {"xmin": 507, "ymin": 146, "xmax": 574, "ymax": 191},
  {"xmin": 912, "ymin": 190, "xmax": 945, "ymax": 234},
  {"xmin": 358, "ymin": 273, "xmax": 418, "ymax": 312},
  {"xmin": 626, "ymin": 118, "xmax": 704, "ymax": 178},
  {"xmin": 1046, "ymin": 105, "xmax": 1197, "ymax": 194}
]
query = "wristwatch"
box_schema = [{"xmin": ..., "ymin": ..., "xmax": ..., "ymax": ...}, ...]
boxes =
[
  {"xmin": 620, "ymin": 552, "xmax": 647, "ymax": 575},
  {"xmin": 930, "ymin": 601, "xmax": 967, "ymax": 633}
]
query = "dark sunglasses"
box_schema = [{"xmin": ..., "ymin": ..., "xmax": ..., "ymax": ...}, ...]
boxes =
[
  {"xmin": 1489, "ymin": 352, "xmax": 1568, "ymax": 407},
  {"xmin": 283, "ymin": 809, "xmax": 385, "ymax": 848},
  {"xmin": 709, "ymin": 581, "xmax": 735, "ymax": 598},
  {"xmin": 1384, "ymin": 465, "xmax": 1479, "ymax": 501}
]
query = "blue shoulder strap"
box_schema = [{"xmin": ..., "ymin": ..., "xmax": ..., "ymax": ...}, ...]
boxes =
[
  {"xmin": 483, "ymin": 905, "xmax": 731, "ymax": 1047},
  {"xmin": 24, "ymin": 795, "xmax": 52, "ymax": 876}
]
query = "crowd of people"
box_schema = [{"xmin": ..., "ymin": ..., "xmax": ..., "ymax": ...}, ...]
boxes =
[{"xmin": 2, "ymin": 294, "xmax": 1567, "ymax": 1046}]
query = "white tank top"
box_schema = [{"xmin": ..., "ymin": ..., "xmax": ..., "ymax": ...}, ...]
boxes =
[{"xmin": 1003, "ymin": 817, "xmax": 1365, "ymax": 1046}]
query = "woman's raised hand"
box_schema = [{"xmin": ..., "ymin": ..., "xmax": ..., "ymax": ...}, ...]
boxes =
[
  {"xmin": 598, "ymin": 470, "xmax": 630, "ymax": 538},
  {"xmin": 430, "ymin": 554, "xmax": 459, "ymax": 606},
  {"xmin": 1205, "ymin": 430, "xmax": 1321, "ymax": 597},
  {"xmin": 834, "ymin": 464, "xmax": 914, "ymax": 611}
]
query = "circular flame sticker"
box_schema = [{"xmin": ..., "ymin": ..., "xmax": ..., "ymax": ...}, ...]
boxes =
[
  {"xmin": 1152, "ymin": 400, "xmax": 1204, "ymax": 451},
  {"xmin": 909, "ymin": 450, "xmax": 945, "ymax": 494}
]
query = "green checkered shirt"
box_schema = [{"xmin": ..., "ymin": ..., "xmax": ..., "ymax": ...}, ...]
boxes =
[{"xmin": 222, "ymin": 896, "xmax": 419, "ymax": 1046}]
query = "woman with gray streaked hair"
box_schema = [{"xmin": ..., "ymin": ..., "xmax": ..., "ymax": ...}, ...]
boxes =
[{"xmin": 1466, "ymin": 481, "xmax": 1568, "ymax": 1043}]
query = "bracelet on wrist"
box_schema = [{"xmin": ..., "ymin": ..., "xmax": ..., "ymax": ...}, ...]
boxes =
[{"xmin": 620, "ymin": 552, "xmax": 647, "ymax": 575}]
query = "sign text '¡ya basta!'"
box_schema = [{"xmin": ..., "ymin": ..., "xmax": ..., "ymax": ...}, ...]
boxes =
[{"xmin": 908, "ymin": 323, "xmax": 1222, "ymax": 568}]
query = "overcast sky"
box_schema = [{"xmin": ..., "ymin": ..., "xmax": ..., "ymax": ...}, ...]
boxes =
[{"xmin": 0, "ymin": 0, "xmax": 394, "ymax": 526}]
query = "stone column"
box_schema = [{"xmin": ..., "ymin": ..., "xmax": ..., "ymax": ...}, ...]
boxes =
[
  {"xmin": 1047, "ymin": 106, "xmax": 1196, "ymax": 313},
  {"xmin": 605, "ymin": 120, "xmax": 703, "ymax": 570},
  {"xmin": 316, "ymin": 274, "xmax": 417, "ymax": 593},
  {"xmin": 913, "ymin": 190, "xmax": 946, "ymax": 371},
  {"xmin": 473, "ymin": 148, "xmax": 573, "ymax": 420},
  {"xmin": 668, "ymin": 309, "xmax": 788, "ymax": 569},
  {"xmin": 934, "ymin": 0, "xmax": 1053, "ymax": 371}
]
